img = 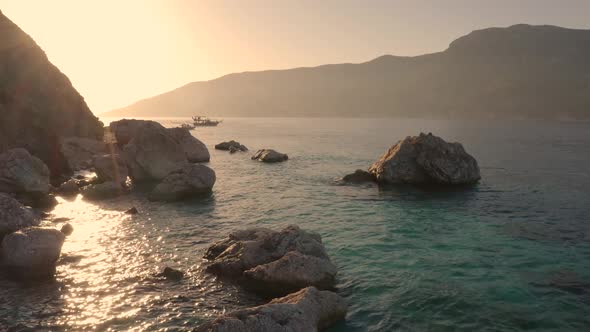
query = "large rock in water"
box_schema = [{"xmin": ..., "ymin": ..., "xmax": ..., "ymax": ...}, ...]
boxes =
[
  {"xmin": 196, "ymin": 287, "xmax": 347, "ymax": 332},
  {"xmin": 1, "ymin": 227, "xmax": 65, "ymax": 279},
  {"xmin": 123, "ymin": 121, "xmax": 187, "ymax": 181},
  {"xmin": 109, "ymin": 119, "xmax": 150, "ymax": 147},
  {"xmin": 93, "ymin": 154, "xmax": 128, "ymax": 185},
  {"xmin": 149, "ymin": 164, "xmax": 215, "ymax": 202},
  {"xmin": 0, "ymin": 148, "xmax": 50, "ymax": 195},
  {"xmin": 369, "ymin": 133, "xmax": 480, "ymax": 185},
  {"xmin": 215, "ymin": 140, "xmax": 248, "ymax": 152},
  {"xmin": 204, "ymin": 225, "xmax": 337, "ymax": 296},
  {"xmin": 81, "ymin": 181, "xmax": 127, "ymax": 201},
  {"xmin": 167, "ymin": 127, "xmax": 210, "ymax": 162},
  {"xmin": 60, "ymin": 136, "xmax": 108, "ymax": 171},
  {"xmin": 0, "ymin": 193, "xmax": 39, "ymax": 237},
  {"xmin": 251, "ymin": 149, "xmax": 288, "ymax": 163},
  {"xmin": 0, "ymin": 10, "xmax": 103, "ymax": 178}
]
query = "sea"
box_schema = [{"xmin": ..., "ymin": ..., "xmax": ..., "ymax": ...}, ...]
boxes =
[{"xmin": 1, "ymin": 117, "xmax": 589, "ymax": 331}]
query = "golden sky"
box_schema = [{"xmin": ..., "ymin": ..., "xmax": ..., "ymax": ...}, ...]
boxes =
[{"xmin": 2, "ymin": 0, "xmax": 589, "ymax": 114}]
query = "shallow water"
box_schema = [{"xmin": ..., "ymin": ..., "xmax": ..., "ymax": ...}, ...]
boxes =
[{"xmin": 2, "ymin": 117, "xmax": 590, "ymax": 331}]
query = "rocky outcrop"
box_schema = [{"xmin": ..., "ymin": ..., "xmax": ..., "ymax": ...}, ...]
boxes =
[
  {"xmin": 196, "ymin": 287, "xmax": 347, "ymax": 332},
  {"xmin": 93, "ymin": 154, "xmax": 128, "ymax": 185},
  {"xmin": 0, "ymin": 193, "xmax": 39, "ymax": 237},
  {"xmin": 167, "ymin": 127, "xmax": 210, "ymax": 162},
  {"xmin": 109, "ymin": 119, "xmax": 150, "ymax": 147},
  {"xmin": 204, "ymin": 225, "xmax": 337, "ymax": 295},
  {"xmin": 215, "ymin": 140, "xmax": 248, "ymax": 152},
  {"xmin": 0, "ymin": 11, "xmax": 103, "ymax": 178},
  {"xmin": 149, "ymin": 164, "xmax": 215, "ymax": 202},
  {"xmin": 342, "ymin": 169, "xmax": 376, "ymax": 183},
  {"xmin": 1, "ymin": 227, "xmax": 65, "ymax": 279},
  {"xmin": 251, "ymin": 149, "xmax": 288, "ymax": 163},
  {"xmin": 369, "ymin": 133, "xmax": 480, "ymax": 185},
  {"xmin": 81, "ymin": 182, "xmax": 127, "ymax": 201},
  {"xmin": 123, "ymin": 121, "xmax": 187, "ymax": 181},
  {"xmin": 0, "ymin": 148, "xmax": 50, "ymax": 195},
  {"xmin": 60, "ymin": 136, "xmax": 108, "ymax": 171}
]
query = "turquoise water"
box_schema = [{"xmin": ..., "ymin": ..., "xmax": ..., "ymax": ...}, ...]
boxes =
[{"xmin": 1, "ymin": 118, "xmax": 590, "ymax": 331}]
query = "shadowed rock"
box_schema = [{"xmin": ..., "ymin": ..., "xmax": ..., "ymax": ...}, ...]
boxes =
[
  {"xmin": 1, "ymin": 227, "xmax": 65, "ymax": 279},
  {"xmin": 60, "ymin": 223, "xmax": 74, "ymax": 236},
  {"xmin": 108, "ymin": 119, "xmax": 150, "ymax": 147},
  {"xmin": 251, "ymin": 149, "xmax": 288, "ymax": 163},
  {"xmin": 196, "ymin": 287, "xmax": 347, "ymax": 332},
  {"xmin": 56, "ymin": 179, "xmax": 80, "ymax": 197},
  {"xmin": 93, "ymin": 154, "xmax": 128, "ymax": 185},
  {"xmin": 0, "ymin": 193, "xmax": 39, "ymax": 238},
  {"xmin": 149, "ymin": 164, "xmax": 215, "ymax": 202},
  {"xmin": 369, "ymin": 133, "xmax": 480, "ymax": 185},
  {"xmin": 81, "ymin": 182, "xmax": 127, "ymax": 201},
  {"xmin": 157, "ymin": 266, "xmax": 184, "ymax": 281},
  {"xmin": 215, "ymin": 140, "xmax": 248, "ymax": 152},
  {"xmin": 342, "ymin": 169, "xmax": 376, "ymax": 184},
  {"xmin": 0, "ymin": 148, "xmax": 50, "ymax": 195},
  {"xmin": 205, "ymin": 225, "xmax": 337, "ymax": 296},
  {"xmin": 60, "ymin": 137, "xmax": 108, "ymax": 171},
  {"xmin": 167, "ymin": 127, "xmax": 210, "ymax": 162},
  {"xmin": 124, "ymin": 207, "xmax": 138, "ymax": 215}
]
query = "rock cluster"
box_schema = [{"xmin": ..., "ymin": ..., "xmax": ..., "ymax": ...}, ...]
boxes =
[
  {"xmin": 251, "ymin": 149, "xmax": 288, "ymax": 163},
  {"xmin": 196, "ymin": 287, "xmax": 347, "ymax": 332}
]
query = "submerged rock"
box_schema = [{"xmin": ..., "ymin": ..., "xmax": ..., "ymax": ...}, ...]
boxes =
[
  {"xmin": 1, "ymin": 227, "xmax": 65, "ymax": 279},
  {"xmin": 0, "ymin": 193, "xmax": 39, "ymax": 237},
  {"xmin": 251, "ymin": 149, "xmax": 288, "ymax": 163},
  {"xmin": 124, "ymin": 207, "xmax": 138, "ymax": 215},
  {"xmin": 56, "ymin": 179, "xmax": 80, "ymax": 196},
  {"xmin": 93, "ymin": 154, "xmax": 128, "ymax": 185},
  {"xmin": 81, "ymin": 182, "xmax": 127, "ymax": 201},
  {"xmin": 342, "ymin": 169, "xmax": 376, "ymax": 183},
  {"xmin": 215, "ymin": 140, "xmax": 248, "ymax": 152},
  {"xmin": 196, "ymin": 287, "xmax": 347, "ymax": 332},
  {"xmin": 123, "ymin": 121, "xmax": 187, "ymax": 181},
  {"xmin": 60, "ymin": 137, "xmax": 108, "ymax": 171},
  {"xmin": 204, "ymin": 225, "xmax": 337, "ymax": 295},
  {"xmin": 0, "ymin": 148, "xmax": 50, "ymax": 195},
  {"xmin": 157, "ymin": 266, "xmax": 184, "ymax": 281},
  {"xmin": 369, "ymin": 133, "xmax": 480, "ymax": 185},
  {"xmin": 167, "ymin": 127, "xmax": 210, "ymax": 163},
  {"xmin": 149, "ymin": 164, "xmax": 216, "ymax": 202}
]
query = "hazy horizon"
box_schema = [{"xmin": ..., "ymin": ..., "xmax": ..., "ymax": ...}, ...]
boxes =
[{"xmin": 3, "ymin": 0, "xmax": 590, "ymax": 114}]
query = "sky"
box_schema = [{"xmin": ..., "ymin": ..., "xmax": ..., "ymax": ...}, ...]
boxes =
[{"xmin": 2, "ymin": 0, "xmax": 590, "ymax": 114}]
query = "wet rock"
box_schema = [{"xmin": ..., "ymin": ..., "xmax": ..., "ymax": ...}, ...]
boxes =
[
  {"xmin": 56, "ymin": 179, "xmax": 80, "ymax": 196},
  {"xmin": 0, "ymin": 193, "xmax": 39, "ymax": 238},
  {"xmin": 124, "ymin": 207, "xmax": 138, "ymax": 215},
  {"xmin": 167, "ymin": 127, "xmax": 210, "ymax": 163},
  {"xmin": 93, "ymin": 154, "xmax": 128, "ymax": 185},
  {"xmin": 81, "ymin": 182, "xmax": 127, "ymax": 201},
  {"xmin": 342, "ymin": 169, "xmax": 376, "ymax": 183},
  {"xmin": 60, "ymin": 137, "xmax": 108, "ymax": 171},
  {"xmin": 0, "ymin": 148, "xmax": 50, "ymax": 195},
  {"xmin": 123, "ymin": 121, "xmax": 187, "ymax": 181},
  {"xmin": 204, "ymin": 225, "xmax": 337, "ymax": 296},
  {"xmin": 215, "ymin": 140, "xmax": 248, "ymax": 152},
  {"xmin": 157, "ymin": 266, "xmax": 184, "ymax": 281},
  {"xmin": 149, "ymin": 164, "xmax": 216, "ymax": 202},
  {"xmin": 196, "ymin": 287, "xmax": 347, "ymax": 332},
  {"xmin": 251, "ymin": 149, "xmax": 288, "ymax": 163},
  {"xmin": 16, "ymin": 193, "xmax": 58, "ymax": 210},
  {"xmin": 60, "ymin": 223, "xmax": 74, "ymax": 236},
  {"xmin": 369, "ymin": 133, "xmax": 480, "ymax": 185},
  {"xmin": 1, "ymin": 227, "xmax": 65, "ymax": 279}
]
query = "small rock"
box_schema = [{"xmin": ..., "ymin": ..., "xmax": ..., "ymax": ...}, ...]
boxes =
[
  {"xmin": 251, "ymin": 149, "xmax": 288, "ymax": 163},
  {"xmin": 342, "ymin": 169, "xmax": 376, "ymax": 183},
  {"xmin": 52, "ymin": 217, "xmax": 71, "ymax": 224},
  {"xmin": 215, "ymin": 140, "xmax": 248, "ymax": 152},
  {"xmin": 75, "ymin": 175, "xmax": 86, "ymax": 180},
  {"xmin": 124, "ymin": 207, "xmax": 138, "ymax": 215},
  {"xmin": 56, "ymin": 179, "xmax": 80, "ymax": 196},
  {"xmin": 158, "ymin": 266, "xmax": 184, "ymax": 281},
  {"xmin": 81, "ymin": 182, "xmax": 127, "ymax": 201},
  {"xmin": 60, "ymin": 223, "xmax": 74, "ymax": 236}
]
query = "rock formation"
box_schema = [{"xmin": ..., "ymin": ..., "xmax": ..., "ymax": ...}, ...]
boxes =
[
  {"xmin": 60, "ymin": 137, "xmax": 108, "ymax": 171},
  {"xmin": 251, "ymin": 149, "xmax": 288, "ymax": 163},
  {"xmin": 0, "ymin": 193, "xmax": 39, "ymax": 238},
  {"xmin": 167, "ymin": 127, "xmax": 210, "ymax": 162},
  {"xmin": 0, "ymin": 148, "xmax": 51, "ymax": 195},
  {"xmin": 196, "ymin": 287, "xmax": 347, "ymax": 332},
  {"xmin": 215, "ymin": 140, "xmax": 248, "ymax": 152},
  {"xmin": 369, "ymin": 133, "xmax": 480, "ymax": 185},
  {"xmin": 81, "ymin": 181, "xmax": 127, "ymax": 201},
  {"xmin": 342, "ymin": 169, "xmax": 376, "ymax": 183},
  {"xmin": 149, "ymin": 164, "xmax": 215, "ymax": 202},
  {"xmin": 93, "ymin": 154, "xmax": 128, "ymax": 185},
  {"xmin": 0, "ymin": 10, "xmax": 103, "ymax": 178}
]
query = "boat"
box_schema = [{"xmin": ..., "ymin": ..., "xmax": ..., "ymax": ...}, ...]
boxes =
[{"xmin": 192, "ymin": 116, "xmax": 222, "ymax": 126}]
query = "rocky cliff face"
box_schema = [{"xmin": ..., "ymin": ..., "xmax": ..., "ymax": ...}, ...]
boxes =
[{"xmin": 0, "ymin": 10, "xmax": 103, "ymax": 177}]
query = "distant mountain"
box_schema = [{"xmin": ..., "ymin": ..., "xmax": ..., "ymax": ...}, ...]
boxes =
[
  {"xmin": 0, "ymin": 10, "xmax": 103, "ymax": 177},
  {"xmin": 105, "ymin": 24, "xmax": 590, "ymax": 120}
]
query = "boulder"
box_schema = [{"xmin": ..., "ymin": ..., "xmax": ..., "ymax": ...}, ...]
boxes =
[
  {"xmin": 157, "ymin": 266, "xmax": 184, "ymax": 281},
  {"xmin": 369, "ymin": 133, "xmax": 481, "ymax": 185},
  {"xmin": 0, "ymin": 148, "xmax": 50, "ymax": 195},
  {"xmin": 204, "ymin": 225, "xmax": 337, "ymax": 295},
  {"xmin": 251, "ymin": 149, "xmax": 288, "ymax": 163},
  {"xmin": 215, "ymin": 140, "xmax": 248, "ymax": 152},
  {"xmin": 123, "ymin": 121, "xmax": 187, "ymax": 181},
  {"xmin": 196, "ymin": 287, "xmax": 347, "ymax": 332},
  {"xmin": 81, "ymin": 181, "xmax": 127, "ymax": 201},
  {"xmin": 167, "ymin": 127, "xmax": 210, "ymax": 162},
  {"xmin": 0, "ymin": 193, "xmax": 39, "ymax": 237},
  {"xmin": 60, "ymin": 136, "xmax": 108, "ymax": 171},
  {"xmin": 108, "ymin": 119, "xmax": 150, "ymax": 147},
  {"xmin": 56, "ymin": 179, "xmax": 80, "ymax": 196},
  {"xmin": 1, "ymin": 227, "xmax": 65, "ymax": 279},
  {"xmin": 93, "ymin": 154, "xmax": 128, "ymax": 185},
  {"xmin": 149, "ymin": 164, "xmax": 216, "ymax": 202},
  {"xmin": 0, "ymin": 11, "xmax": 104, "ymax": 179},
  {"xmin": 342, "ymin": 169, "xmax": 376, "ymax": 183},
  {"xmin": 60, "ymin": 223, "xmax": 74, "ymax": 236}
]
